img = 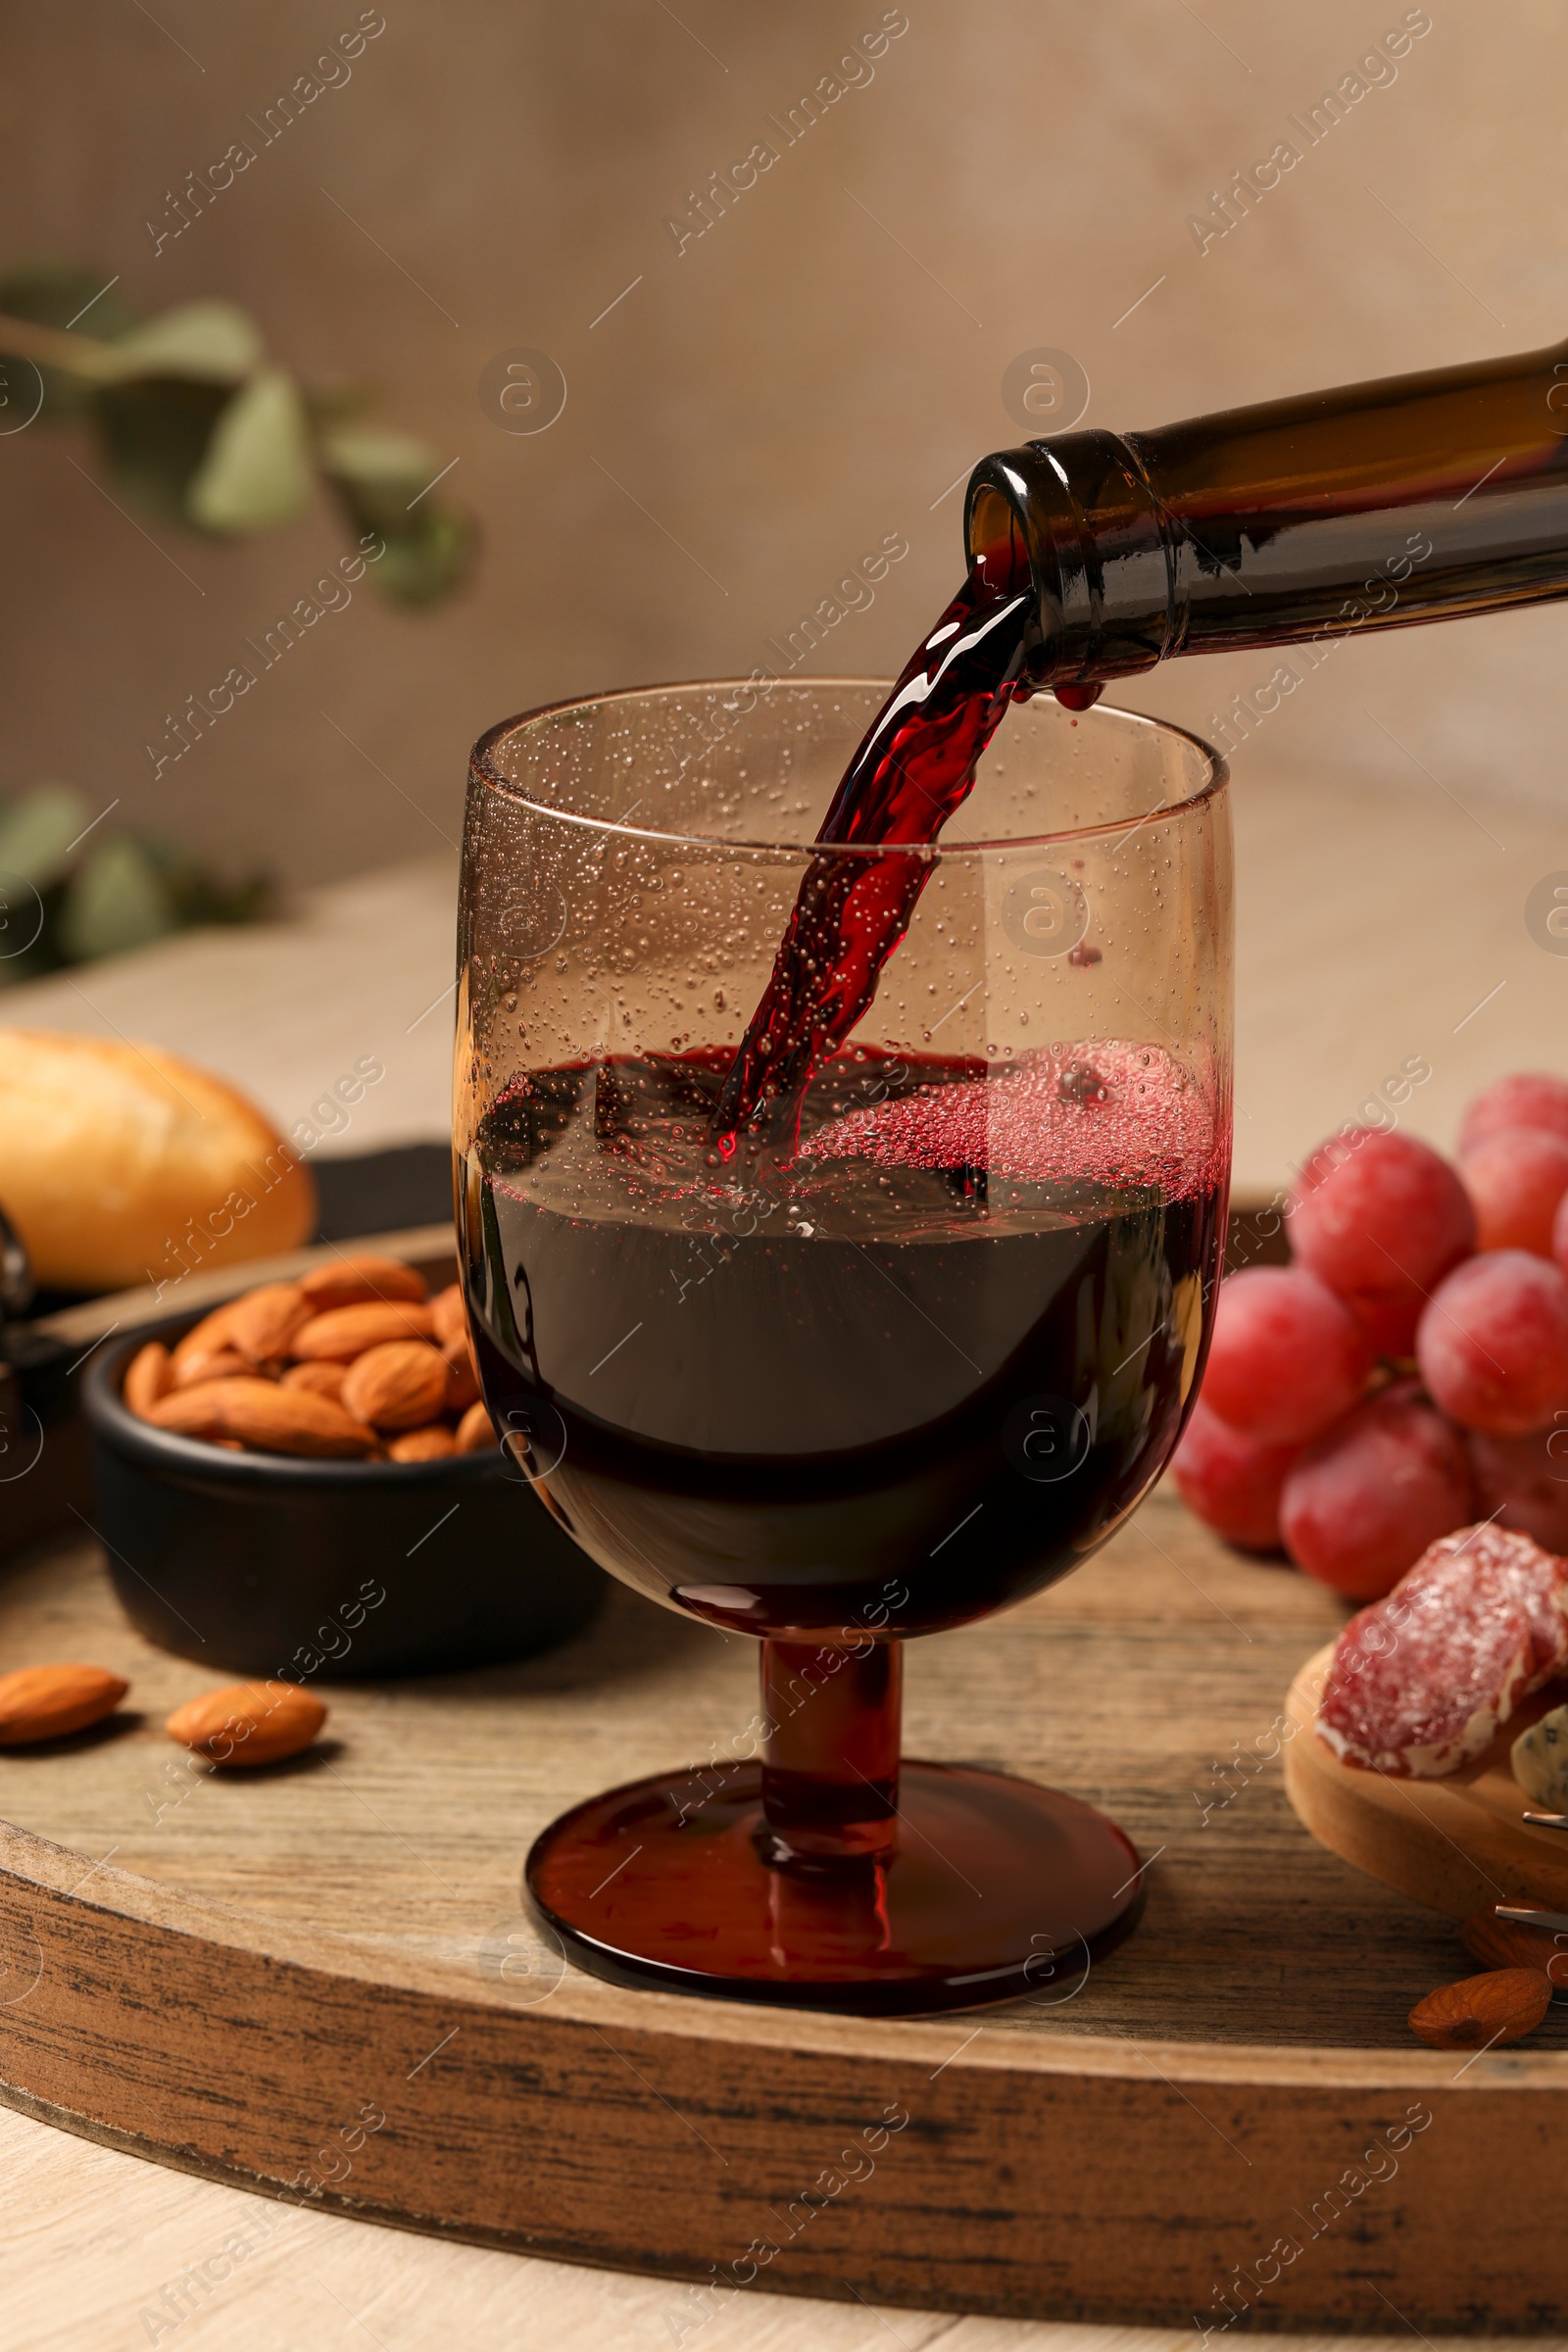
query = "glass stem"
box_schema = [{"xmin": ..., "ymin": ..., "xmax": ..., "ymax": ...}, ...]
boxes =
[{"xmin": 760, "ymin": 1638, "xmax": 902, "ymax": 1864}]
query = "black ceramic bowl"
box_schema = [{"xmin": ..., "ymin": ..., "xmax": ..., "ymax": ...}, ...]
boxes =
[{"xmin": 83, "ymin": 1316, "xmax": 604, "ymax": 1679}]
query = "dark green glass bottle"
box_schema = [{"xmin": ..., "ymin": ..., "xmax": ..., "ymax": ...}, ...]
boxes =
[{"xmin": 965, "ymin": 341, "xmax": 1568, "ymax": 699}]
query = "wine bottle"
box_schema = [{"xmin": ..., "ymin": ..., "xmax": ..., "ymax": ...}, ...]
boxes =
[{"xmin": 965, "ymin": 340, "xmax": 1568, "ymax": 698}]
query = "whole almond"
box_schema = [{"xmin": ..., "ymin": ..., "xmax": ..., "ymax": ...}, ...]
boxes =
[
  {"xmin": 1462, "ymin": 1905, "xmax": 1568, "ymax": 1995},
  {"xmin": 300, "ymin": 1255, "xmax": 427, "ymax": 1313},
  {"xmin": 166, "ymin": 1681, "xmax": 326, "ymax": 1767},
  {"xmin": 342, "ymin": 1340, "xmax": 450, "ymax": 1433},
  {"xmin": 171, "ymin": 1300, "xmax": 240, "ymax": 1373},
  {"xmin": 429, "ymin": 1283, "xmax": 467, "ymax": 1347},
  {"xmin": 174, "ymin": 1346, "xmax": 254, "ymax": 1389},
  {"xmin": 282, "ymin": 1359, "xmax": 347, "ymax": 1401},
  {"xmin": 388, "ymin": 1422, "xmax": 458, "ymax": 1462},
  {"xmin": 220, "ymin": 1383, "xmax": 377, "ymax": 1457},
  {"xmin": 226, "ymin": 1282, "xmax": 310, "ymax": 1364},
  {"xmin": 150, "ymin": 1376, "xmax": 376, "ymax": 1457},
  {"xmin": 455, "ymin": 1399, "xmax": 497, "ymax": 1453},
  {"xmin": 122, "ymin": 1341, "xmax": 173, "ymax": 1419},
  {"xmin": 0, "ymin": 1663, "xmax": 128, "ymax": 1746},
  {"xmin": 292, "ymin": 1300, "xmax": 434, "ymax": 1360},
  {"xmin": 1408, "ymin": 1967, "xmax": 1551, "ymax": 2050},
  {"xmin": 149, "ymin": 1378, "xmax": 252, "ymax": 1442},
  {"xmin": 442, "ymin": 1331, "xmax": 480, "ymax": 1414}
]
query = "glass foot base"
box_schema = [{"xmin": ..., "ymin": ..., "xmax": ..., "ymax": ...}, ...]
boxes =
[{"xmin": 525, "ymin": 1760, "xmax": 1145, "ymax": 2018}]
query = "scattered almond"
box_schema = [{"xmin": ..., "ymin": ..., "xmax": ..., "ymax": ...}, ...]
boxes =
[
  {"xmin": 1408, "ymin": 1967, "xmax": 1551, "ymax": 2050},
  {"xmin": 282, "ymin": 1359, "xmax": 347, "ymax": 1401},
  {"xmin": 388, "ymin": 1423, "xmax": 458, "ymax": 1462},
  {"xmin": 456, "ymin": 1399, "xmax": 497, "ymax": 1453},
  {"xmin": 149, "ymin": 1376, "xmax": 377, "ymax": 1457},
  {"xmin": 166, "ymin": 1681, "xmax": 326, "ymax": 1767},
  {"xmin": 226, "ymin": 1281, "xmax": 310, "ymax": 1364},
  {"xmin": 122, "ymin": 1342, "xmax": 173, "ymax": 1419},
  {"xmin": 0, "ymin": 1663, "xmax": 129, "ymax": 1746},
  {"xmin": 341, "ymin": 1340, "xmax": 450, "ymax": 1433},
  {"xmin": 429, "ymin": 1283, "xmax": 467, "ymax": 1347},
  {"xmin": 1462, "ymin": 1904, "xmax": 1568, "ymax": 1993},
  {"xmin": 300, "ymin": 1254, "xmax": 428, "ymax": 1312},
  {"xmin": 292, "ymin": 1300, "xmax": 434, "ymax": 1360}
]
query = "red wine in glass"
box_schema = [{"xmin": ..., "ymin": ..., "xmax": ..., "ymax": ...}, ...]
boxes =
[{"xmin": 465, "ymin": 1029, "xmax": 1227, "ymax": 2010}]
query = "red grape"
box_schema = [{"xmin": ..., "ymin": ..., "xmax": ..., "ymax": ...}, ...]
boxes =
[
  {"xmin": 1459, "ymin": 1072, "xmax": 1568, "ymax": 1155},
  {"xmin": 1552, "ymin": 1188, "xmax": 1568, "ymax": 1281},
  {"xmin": 1200, "ymin": 1266, "xmax": 1373, "ymax": 1443},
  {"xmin": 1466, "ymin": 1426, "xmax": 1568, "ymax": 1552},
  {"xmin": 1415, "ymin": 1250, "xmax": 1568, "ymax": 1436},
  {"xmin": 1171, "ymin": 1401, "xmax": 1299, "ymax": 1550},
  {"xmin": 1343, "ymin": 1290, "xmax": 1427, "ymax": 1360},
  {"xmin": 1462, "ymin": 1126, "xmax": 1568, "ymax": 1256},
  {"xmin": 1289, "ymin": 1128, "xmax": 1474, "ymax": 1355},
  {"xmin": 1279, "ymin": 1387, "xmax": 1474, "ymax": 1600}
]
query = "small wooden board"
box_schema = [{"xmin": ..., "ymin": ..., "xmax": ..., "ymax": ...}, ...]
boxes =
[{"xmin": 1285, "ymin": 1642, "xmax": 1568, "ymax": 1920}]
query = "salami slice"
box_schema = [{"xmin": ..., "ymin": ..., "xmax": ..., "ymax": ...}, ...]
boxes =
[{"xmin": 1316, "ymin": 1523, "xmax": 1568, "ymax": 1777}]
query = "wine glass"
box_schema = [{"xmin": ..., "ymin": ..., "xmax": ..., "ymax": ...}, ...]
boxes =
[{"xmin": 457, "ymin": 678, "xmax": 1231, "ymax": 2016}]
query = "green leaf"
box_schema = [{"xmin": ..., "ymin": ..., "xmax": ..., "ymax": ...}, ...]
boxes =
[
  {"xmin": 93, "ymin": 376, "xmax": 231, "ymax": 523},
  {"xmin": 187, "ymin": 368, "xmax": 313, "ymax": 534},
  {"xmin": 134, "ymin": 833, "xmax": 275, "ymax": 927},
  {"xmin": 58, "ymin": 835, "xmax": 177, "ymax": 962},
  {"xmin": 369, "ymin": 509, "xmax": 476, "ymax": 607},
  {"xmin": 0, "ymin": 261, "xmax": 139, "ymax": 422},
  {"xmin": 0, "ymin": 878, "xmax": 69, "ymax": 989},
  {"xmin": 319, "ymin": 423, "xmax": 441, "ymax": 530},
  {"xmin": 107, "ymin": 300, "xmax": 263, "ymax": 384},
  {"xmin": 0, "ymin": 261, "xmax": 138, "ymax": 340},
  {"xmin": 320, "ymin": 423, "xmax": 440, "ymax": 489},
  {"xmin": 321, "ymin": 429, "xmax": 473, "ymax": 604},
  {"xmin": 0, "ymin": 782, "xmax": 91, "ymax": 889},
  {"xmin": 301, "ymin": 378, "xmax": 376, "ymax": 430}
]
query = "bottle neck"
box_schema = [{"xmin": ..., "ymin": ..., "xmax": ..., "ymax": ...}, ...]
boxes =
[{"xmin": 966, "ymin": 340, "xmax": 1568, "ymax": 694}]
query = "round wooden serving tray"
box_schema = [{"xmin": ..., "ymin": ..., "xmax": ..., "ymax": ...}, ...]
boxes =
[{"xmin": 1, "ymin": 1492, "xmax": 1565, "ymax": 2329}]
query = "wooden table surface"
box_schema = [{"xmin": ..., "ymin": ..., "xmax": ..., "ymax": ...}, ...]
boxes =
[{"xmin": 7, "ymin": 766, "xmax": 1568, "ymax": 2350}]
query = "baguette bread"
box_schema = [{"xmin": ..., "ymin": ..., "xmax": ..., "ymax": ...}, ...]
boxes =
[{"xmin": 0, "ymin": 1028, "xmax": 316, "ymax": 1294}]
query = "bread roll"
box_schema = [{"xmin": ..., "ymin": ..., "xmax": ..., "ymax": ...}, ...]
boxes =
[{"xmin": 0, "ymin": 1029, "xmax": 317, "ymax": 1295}]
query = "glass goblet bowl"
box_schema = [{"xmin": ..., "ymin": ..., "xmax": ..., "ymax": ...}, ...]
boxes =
[{"xmin": 457, "ymin": 678, "xmax": 1231, "ymax": 2016}]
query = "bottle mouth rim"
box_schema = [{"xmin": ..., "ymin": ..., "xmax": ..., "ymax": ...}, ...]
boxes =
[{"xmin": 469, "ymin": 676, "xmax": 1228, "ymax": 860}]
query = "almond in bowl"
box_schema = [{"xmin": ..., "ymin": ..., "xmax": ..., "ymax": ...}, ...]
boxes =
[
  {"xmin": 83, "ymin": 1256, "xmax": 604, "ymax": 1682},
  {"xmin": 120, "ymin": 1264, "xmax": 497, "ymax": 1463}
]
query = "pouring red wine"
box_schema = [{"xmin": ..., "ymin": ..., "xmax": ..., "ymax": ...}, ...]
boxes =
[{"xmin": 460, "ymin": 335, "xmax": 1568, "ymax": 2012}]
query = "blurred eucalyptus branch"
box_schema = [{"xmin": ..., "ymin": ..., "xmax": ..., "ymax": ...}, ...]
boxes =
[
  {"xmin": 0, "ymin": 261, "xmax": 473, "ymax": 606},
  {"xmin": 0, "ymin": 780, "xmax": 273, "ymax": 986}
]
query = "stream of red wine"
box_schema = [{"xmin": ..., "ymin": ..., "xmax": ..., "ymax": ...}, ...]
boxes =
[{"xmin": 710, "ymin": 549, "xmax": 1036, "ymax": 1153}]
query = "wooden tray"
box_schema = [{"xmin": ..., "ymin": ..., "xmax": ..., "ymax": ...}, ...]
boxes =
[
  {"xmin": 1, "ymin": 1494, "xmax": 1565, "ymax": 2329},
  {"xmin": 1285, "ymin": 1642, "xmax": 1568, "ymax": 1918}
]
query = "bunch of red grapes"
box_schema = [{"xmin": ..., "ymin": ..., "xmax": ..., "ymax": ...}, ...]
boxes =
[{"xmin": 1174, "ymin": 1073, "xmax": 1568, "ymax": 1599}]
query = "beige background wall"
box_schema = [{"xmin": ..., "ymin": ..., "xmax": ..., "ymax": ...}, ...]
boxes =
[{"xmin": 0, "ymin": 0, "xmax": 1564, "ymax": 890}]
